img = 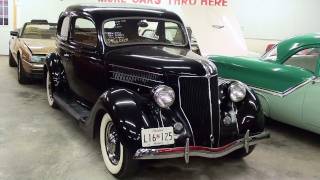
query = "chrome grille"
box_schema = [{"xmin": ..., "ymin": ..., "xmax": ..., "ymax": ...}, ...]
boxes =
[{"xmin": 179, "ymin": 75, "xmax": 219, "ymax": 147}]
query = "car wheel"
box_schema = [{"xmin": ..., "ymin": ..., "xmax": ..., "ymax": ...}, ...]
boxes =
[
  {"xmin": 46, "ymin": 71, "xmax": 58, "ymax": 108},
  {"xmin": 100, "ymin": 113, "xmax": 138, "ymax": 178},
  {"xmin": 9, "ymin": 50, "xmax": 17, "ymax": 67},
  {"xmin": 17, "ymin": 57, "xmax": 29, "ymax": 84},
  {"xmin": 229, "ymin": 145, "xmax": 256, "ymax": 159}
]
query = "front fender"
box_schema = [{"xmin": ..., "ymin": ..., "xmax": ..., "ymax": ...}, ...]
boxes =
[
  {"xmin": 45, "ymin": 53, "xmax": 68, "ymax": 91},
  {"xmin": 219, "ymin": 80, "xmax": 265, "ymax": 144},
  {"xmin": 44, "ymin": 52, "xmax": 59, "ymax": 74},
  {"xmin": 85, "ymin": 88, "xmax": 162, "ymax": 150}
]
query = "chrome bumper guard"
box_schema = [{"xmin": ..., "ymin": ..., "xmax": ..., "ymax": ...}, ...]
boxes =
[{"xmin": 134, "ymin": 130, "xmax": 270, "ymax": 163}]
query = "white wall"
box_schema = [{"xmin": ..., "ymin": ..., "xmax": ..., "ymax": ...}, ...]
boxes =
[
  {"xmin": 16, "ymin": 0, "xmax": 87, "ymax": 28},
  {"xmin": 231, "ymin": 0, "xmax": 320, "ymax": 54},
  {"xmin": 0, "ymin": 0, "xmax": 13, "ymax": 55}
]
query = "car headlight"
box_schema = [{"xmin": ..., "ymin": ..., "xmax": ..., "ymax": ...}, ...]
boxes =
[
  {"xmin": 229, "ymin": 81, "xmax": 247, "ymax": 102},
  {"xmin": 153, "ymin": 85, "xmax": 175, "ymax": 108},
  {"xmin": 31, "ymin": 55, "xmax": 45, "ymax": 63}
]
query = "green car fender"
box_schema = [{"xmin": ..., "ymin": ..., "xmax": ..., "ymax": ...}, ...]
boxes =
[{"xmin": 209, "ymin": 55, "xmax": 314, "ymax": 94}]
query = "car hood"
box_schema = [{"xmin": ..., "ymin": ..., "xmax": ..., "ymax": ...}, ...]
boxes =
[
  {"xmin": 107, "ymin": 46, "xmax": 216, "ymax": 76},
  {"xmin": 21, "ymin": 38, "xmax": 56, "ymax": 55},
  {"xmin": 209, "ymin": 55, "xmax": 314, "ymax": 93}
]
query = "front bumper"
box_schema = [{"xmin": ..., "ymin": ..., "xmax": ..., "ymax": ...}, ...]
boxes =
[
  {"xmin": 134, "ymin": 130, "xmax": 270, "ymax": 163},
  {"xmin": 22, "ymin": 59, "xmax": 44, "ymax": 79}
]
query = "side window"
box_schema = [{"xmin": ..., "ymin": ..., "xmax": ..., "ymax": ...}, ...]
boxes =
[
  {"xmin": 165, "ymin": 22, "xmax": 184, "ymax": 44},
  {"xmin": 284, "ymin": 48, "xmax": 320, "ymax": 73},
  {"xmin": 72, "ymin": 18, "xmax": 97, "ymax": 47},
  {"xmin": 59, "ymin": 17, "xmax": 70, "ymax": 41}
]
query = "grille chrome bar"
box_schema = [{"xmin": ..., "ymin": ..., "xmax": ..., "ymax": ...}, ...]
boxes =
[{"xmin": 178, "ymin": 75, "xmax": 219, "ymax": 147}]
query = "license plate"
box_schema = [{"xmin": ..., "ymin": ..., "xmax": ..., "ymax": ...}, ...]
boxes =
[{"xmin": 141, "ymin": 127, "xmax": 174, "ymax": 147}]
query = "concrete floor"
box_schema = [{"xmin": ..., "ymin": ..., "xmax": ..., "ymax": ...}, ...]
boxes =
[{"xmin": 0, "ymin": 56, "xmax": 320, "ymax": 180}]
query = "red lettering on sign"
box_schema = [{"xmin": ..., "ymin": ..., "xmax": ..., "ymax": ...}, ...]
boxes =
[
  {"xmin": 99, "ymin": 0, "xmax": 127, "ymax": 3},
  {"xmin": 132, "ymin": 0, "xmax": 161, "ymax": 4},
  {"xmin": 201, "ymin": 0, "xmax": 228, "ymax": 6},
  {"xmin": 98, "ymin": 0, "xmax": 228, "ymax": 6},
  {"xmin": 169, "ymin": 0, "xmax": 197, "ymax": 5}
]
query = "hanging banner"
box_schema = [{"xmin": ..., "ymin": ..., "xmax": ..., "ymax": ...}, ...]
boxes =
[{"xmin": 97, "ymin": 0, "xmax": 228, "ymax": 7}]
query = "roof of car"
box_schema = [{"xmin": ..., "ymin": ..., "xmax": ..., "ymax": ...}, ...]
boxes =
[
  {"xmin": 277, "ymin": 33, "xmax": 320, "ymax": 61},
  {"xmin": 66, "ymin": 3, "xmax": 168, "ymax": 12},
  {"xmin": 64, "ymin": 4, "xmax": 182, "ymax": 23}
]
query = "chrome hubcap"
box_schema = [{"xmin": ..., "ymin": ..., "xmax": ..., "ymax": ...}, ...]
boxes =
[{"xmin": 105, "ymin": 122, "xmax": 120, "ymax": 165}]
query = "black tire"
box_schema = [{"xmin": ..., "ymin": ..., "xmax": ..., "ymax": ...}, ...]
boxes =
[
  {"xmin": 100, "ymin": 114, "xmax": 138, "ymax": 178},
  {"xmin": 17, "ymin": 57, "xmax": 30, "ymax": 84},
  {"xmin": 229, "ymin": 145, "xmax": 256, "ymax": 159},
  {"xmin": 46, "ymin": 71, "xmax": 58, "ymax": 108},
  {"xmin": 9, "ymin": 50, "xmax": 17, "ymax": 67}
]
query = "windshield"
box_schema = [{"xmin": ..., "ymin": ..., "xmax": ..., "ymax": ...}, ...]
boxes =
[
  {"xmin": 21, "ymin": 24, "xmax": 57, "ymax": 39},
  {"xmin": 261, "ymin": 45, "xmax": 278, "ymax": 61},
  {"xmin": 103, "ymin": 18, "xmax": 187, "ymax": 47}
]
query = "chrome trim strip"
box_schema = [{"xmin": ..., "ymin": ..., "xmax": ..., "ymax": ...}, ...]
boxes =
[
  {"xmin": 110, "ymin": 71, "xmax": 164, "ymax": 83},
  {"xmin": 159, "ymin": 109, "xmax": 164, "ymax": 127},
  {"xmin": 207, "ymin": 77, "xmax": 214, "ymax": 147},
  {"xmin": 178, "ymin": 77, "xmax": 196, "ymax": 146},
  {"xmin": 184, "ymin": 138, "xmax": 190, "ymax": 164},
  {"xmin": 110, "ymin": 64, "xmax": 163, "ymax": 76},
  {"xmin": 219, "ymin": 77, "xmax": 315, "ymax": 98},
  {"xmin": 134, "ymin": 132, "xmax": 270, "ymax": 160}
]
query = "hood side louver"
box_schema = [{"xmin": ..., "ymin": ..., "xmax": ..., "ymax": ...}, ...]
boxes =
[{"xmin": 110, "ymin": 65, "xmax": 164, "ymax": 88}]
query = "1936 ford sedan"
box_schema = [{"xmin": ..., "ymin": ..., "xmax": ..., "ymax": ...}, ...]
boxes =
[{"xmin": 45, "ymin": 4, "xmax": 269, "ymax": 178}]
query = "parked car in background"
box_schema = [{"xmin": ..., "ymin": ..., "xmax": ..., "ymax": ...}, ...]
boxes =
[
  {"xmin": 45, "ymin": 4, "xmax": 269, "ymax": 178},
  {"xmin": 9, "ymin": 20, "xmax": 57, "ymax": 84},
  {"xmin": 209, "ymin": 33, "xmax": 320, "ymax": 134}
]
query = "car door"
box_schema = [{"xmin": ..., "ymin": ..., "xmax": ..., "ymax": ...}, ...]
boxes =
[
  {"xmin": 270, "ymin": 47, "xmax": 319, "ymax": 126},
  {"xmin": 301, "ymin": 47, "xmax": 320, "ymax": 133},
  {"xmin": 56, "ymin": 16, "xmax": 73, "ymax": 92},
  {"xmin": 68, "ymin": 17, "xmax": 105, "ymax": 105}
]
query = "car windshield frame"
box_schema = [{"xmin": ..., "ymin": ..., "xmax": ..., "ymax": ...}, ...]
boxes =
[
  {"xmin": 261, "ymin": 45, "xmax": 278, "ymax": 61},
  {"xmin": 102, "ymin": 17, "xmax": 188, "ymax": 48},
  {"xmin": 21, "ymin": 23, "xmax": 57, "ymax": 40}
]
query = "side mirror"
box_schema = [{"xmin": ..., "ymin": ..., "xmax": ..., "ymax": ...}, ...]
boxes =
[{"xmin": 10, "ymin": 31, "xmax": 19, "ymax": 37}]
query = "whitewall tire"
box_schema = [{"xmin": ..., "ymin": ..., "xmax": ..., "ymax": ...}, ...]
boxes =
[
  {"xmin": 100, "ymin": 113, "xmax": 137, "ymax": 178},
  {"xmin": 46, "ymin": 71, "xmax": 57, "ymax": 108}
]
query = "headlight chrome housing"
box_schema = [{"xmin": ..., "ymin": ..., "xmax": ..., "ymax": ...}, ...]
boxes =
[
  {"xmin": 153, "ymin": 85, "xmax": 175, "ymax": 108},
  {"xmin": 229, "ymin": 81, "xmax": 247, "ymax": 102}
]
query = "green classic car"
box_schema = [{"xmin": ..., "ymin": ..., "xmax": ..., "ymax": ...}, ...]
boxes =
[{"xmin": 209, "ymin": 33, "xmax": 320, "ymax": 134}]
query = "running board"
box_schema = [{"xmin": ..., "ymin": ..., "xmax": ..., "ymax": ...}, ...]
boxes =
[{"xmin": 53, "ymin": 93, "xmax": 90, "ymax": 123}]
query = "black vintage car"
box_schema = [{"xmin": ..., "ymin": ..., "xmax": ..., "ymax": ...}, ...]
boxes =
[{"xmin": 45, "ymin": 4, "xmax": 269, "ymax": 178}]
